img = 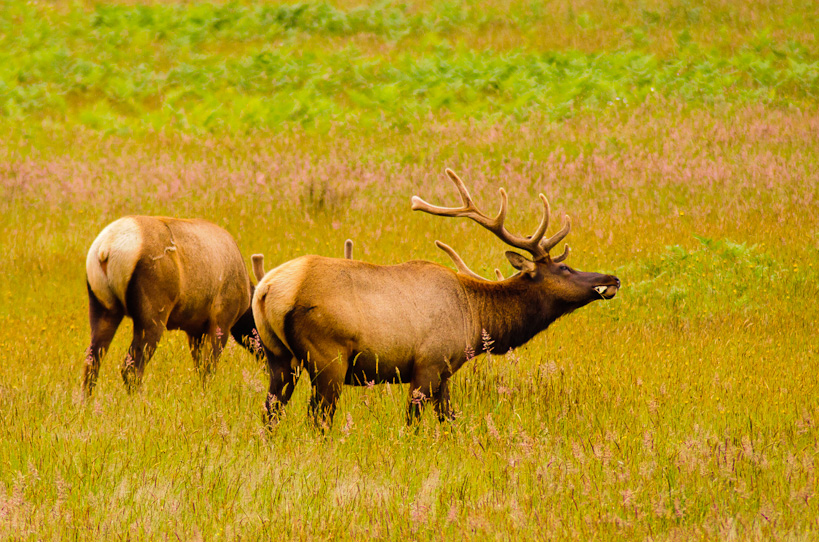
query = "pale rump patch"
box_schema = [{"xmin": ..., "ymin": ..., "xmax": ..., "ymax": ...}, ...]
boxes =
[
  {"xmin": 85, "ymin": 217, "xmax": 143, "ymax": 311},
  {"xmin": 252, "ymin": 257, "xmax": 309, "ymax": 353}
]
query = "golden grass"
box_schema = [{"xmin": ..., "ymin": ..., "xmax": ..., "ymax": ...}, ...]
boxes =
[{"xmin": 1, "ymin": 103, "xmax": 818, "ymax": 539}]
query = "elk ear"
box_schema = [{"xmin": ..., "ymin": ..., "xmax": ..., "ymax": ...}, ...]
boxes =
[{"xmin": 505, "ymin": 251, "xmax": 537, "ymax": 277}]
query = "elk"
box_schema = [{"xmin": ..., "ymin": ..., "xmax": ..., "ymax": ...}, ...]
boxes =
[
  {"xmin": 249, "ymin": 240, "xmax": 354, "ymax": 282},
  {"xmin": 83, "ymin": 216, "xmax": 262, "ymax": 396},
  {"xmin": 252, "ymin": 169, "xmax": 620, "ymax": 428}
]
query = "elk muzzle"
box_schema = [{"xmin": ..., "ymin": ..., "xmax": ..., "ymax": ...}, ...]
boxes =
[{"xmin": 593, "ymin": 277, "xmax": 620, "ymax": 299}]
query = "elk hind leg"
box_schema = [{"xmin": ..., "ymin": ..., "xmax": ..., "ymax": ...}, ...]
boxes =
[
  {"xmin": 84, "ymin": 290, "xmax": 123, "ymax": 397},
  {"xmin": 309, "ymin": 374, "xmax": 343, "ymax": 433},
  {"xmin": 263, "ymin": 347, "xmax": 300, "ymax": 429},
  {"xmin": 303, "ymin": 347, "xmax": 347, "ymax": 432},
  {"xmin": 122, "ymin": 321, "xmax": 164, "ymax": 393}
]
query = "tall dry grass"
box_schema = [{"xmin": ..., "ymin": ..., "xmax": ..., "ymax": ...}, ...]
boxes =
[{"xmin": 1, "ymin": 103, "xmax": 818, "ymax": 539}]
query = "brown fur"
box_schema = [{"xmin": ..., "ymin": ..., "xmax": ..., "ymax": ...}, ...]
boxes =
[
  {"xmin": 83, "ymin": 216, "xmax": 254, "ymax": 395},
  {"xmin": 252, "ymin": 253, "xmax": 619, "ymax": 429}
]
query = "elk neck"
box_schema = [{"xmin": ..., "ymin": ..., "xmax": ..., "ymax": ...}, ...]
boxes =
[{"xmin": 460, "ymin": 274, "xmax": 565, "ymax": 355}]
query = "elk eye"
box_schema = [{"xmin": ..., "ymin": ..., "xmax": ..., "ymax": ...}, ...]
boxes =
[{"xmin": 559, "ymin": 265, "xmax": 570, "ymax": 272}]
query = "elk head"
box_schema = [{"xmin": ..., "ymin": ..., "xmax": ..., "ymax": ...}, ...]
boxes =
[{"xmin": 411, "ymin": 168, "xmax": 620, "ymax": 311}]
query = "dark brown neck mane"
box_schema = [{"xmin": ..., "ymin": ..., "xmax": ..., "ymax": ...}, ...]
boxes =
[{"xmin": 461, "ymin": 275, "xmax": 566, "ymax": 355}]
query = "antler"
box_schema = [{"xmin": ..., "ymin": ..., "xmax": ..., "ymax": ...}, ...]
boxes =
[
  {"xmin": 435, "ymin": 241, "xmax": 494, "ymax": 281},
  {"xmin": 412, "ymin": 168, "xmax": 571, "ymax": 260}
]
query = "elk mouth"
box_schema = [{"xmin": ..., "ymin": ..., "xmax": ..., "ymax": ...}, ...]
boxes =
[{"xmin": 593, "ymin": 281, "xmax": 620, "ymax": 300}]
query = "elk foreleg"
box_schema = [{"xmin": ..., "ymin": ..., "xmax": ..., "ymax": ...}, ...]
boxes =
[
  {"xmin": 187, "ymin": 332, "xmax": 207, "ymax": 380},
  {"xmin": 188, "ymin": 320, "xmax": 231, "ymax": 384},
  {"xmin": 407, "ymin": 368, "xmax": 443, "ymax": 425},
  {"xmin": 200, "ymin": 321, "xmax": 229, "ymax": 380},
  {"xmin": 432, "ymin": 378, "xmax": 455, "ymax": 422},
  {"xmin": 230, "ymin": 307, "xmax": 261, "ymax": 359},
  {"xmin": 83, "ymin": 292, "xmax": 123, "ymax": 397}
]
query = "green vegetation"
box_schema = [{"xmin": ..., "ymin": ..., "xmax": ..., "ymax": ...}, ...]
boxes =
[
  {"xmin": 1, "ymin": 0, "xmax": 817, "ymax": 133},
  {"xmin": 1, "ymin": 0, "xmax": 818, "ymax": 540}
]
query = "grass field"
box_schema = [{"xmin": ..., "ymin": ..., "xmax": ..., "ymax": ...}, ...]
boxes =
[{"xmin": 1, "ymin": 0, "xmax": 818, "ymax": 539}]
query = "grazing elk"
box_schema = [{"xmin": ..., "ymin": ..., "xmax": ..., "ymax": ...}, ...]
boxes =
[
  {"xmin": 83, "ymin": 216, "xmax": 262, "ymax": 396},
  {"xmin": 252, "ymin": 169, "xmax": 620, "ymax": 428}
]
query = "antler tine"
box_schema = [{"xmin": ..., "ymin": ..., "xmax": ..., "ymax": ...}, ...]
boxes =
[
  {"xmin": 540, "ymin": 215, "xmax": 572, "ymax": 253},
  {"xmin": 495, "ymin": 188, "xmax": 508, "ymax": 229},
  {"xmin": 435, "ymin": 241, "xmax": 492, "ymax": 281},
  {"xmin": 445, "ymin": 168, "xmax": 478, "ymax": 210},
  {"xmin": 411, "ymin": 169, "xmax": 483, "ymax": 217},
  {"xmin": 527, "ymin": 193, "xmax": 551, "ymax": 246},
  {"xmin": 494, "ymin": 268, "xmax": 505, "ymax": 280},
  {"xmin": 551, "ymin": 244, "xmax": 570, "ymax": 263}
]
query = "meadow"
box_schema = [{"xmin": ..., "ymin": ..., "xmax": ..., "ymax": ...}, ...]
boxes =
[{"xmin": 1, "ymin": 0, "xmax": 818, "ymax": 539}]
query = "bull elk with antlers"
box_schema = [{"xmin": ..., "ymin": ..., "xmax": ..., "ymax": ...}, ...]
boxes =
[{"xmin": 252, "ymin": 169, "xmax": 620, "ymax": 428}]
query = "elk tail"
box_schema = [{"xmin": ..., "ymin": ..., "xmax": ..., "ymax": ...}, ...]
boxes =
[{"xmin": 85, "ymin": 218, "xmax": 143, "ymax": 314}]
